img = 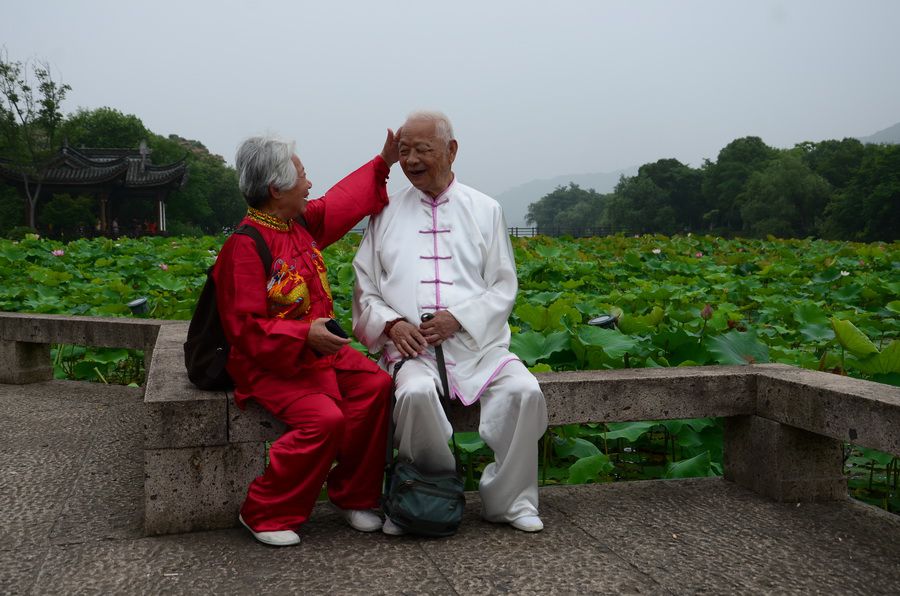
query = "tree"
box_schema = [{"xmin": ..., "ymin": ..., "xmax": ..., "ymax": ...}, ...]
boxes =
[
  {"xmin": 0, "ymin": 184, "xmax": 22, "ymax": 236},
  {"xmin": 62, "ymin": 106, "xmax": 149, "ymax": 148},
  {"xmin": 0, "ymin": 50, "xmax": 71, "ymax": 228},
  {"xmin": 526, "ymin": 183, "xmax": 604, "ymax": 231},
  {"xmin": 38, "ymin": 193, "xmax": 95, "ymax": 237},
  {"xmin": 819, "ymin": 144, "xmax": 900, "ymax": 241},
  {"xmin": 797, "ymin": 138, "xmax": 866, "ymax": 190},
  {"xmin": 153, "ymin": 133, "xmax": 245, "ymax": 233},
  {"xmin": 62, "ymin": 109, "xmax": 245, "ymax": 234},
  {"xmin": 637, "ymin": 159, "xmax": 704, "ymax": 232},
  {"xmin": 701, "ymin": 136, "xmax": 776, "ymax": 232},
  {"xmin": 739, "ymin": 154, "xmax": 831, "ymax": 238},
  {"xmin": 602, "ymin": 175, "xmax": 672, "ymax": 234}
]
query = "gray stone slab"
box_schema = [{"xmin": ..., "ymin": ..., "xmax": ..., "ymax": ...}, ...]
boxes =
[
  {"xmin": 546, "ymin": 479, "xmax": 900, "ymax": 595},
  {"xmin": 724, "ymin": 415, "xmax": 846, "ymax": 501},
  {"xmin": 0, "ymin": 311, "xmax": 162, "ymax": 351},
  {"xmin": 421, "ymin": 492, "xmax": 660, "ymax": 594},
  {"xmin": 0, "ymin": 339, "xmax": 51, "ymax": 383},
  {"xmin": 0, "ymin": 446, "xmax": 85, "ymax": 529},
  {"xmin": 0, "ymin": 546, "xmax": 45, "ymax": 596},
  {"xmin": 50, "ymin": 402, "xmax": 145, "ymax": 544},
  {"xmin": 756, "ymin": 366, "xmax": 900, "ymax": 456},
  {"xmin": 33, "ymin": 520, "xmax": 452, "ymax": 595},
  {"xmin": 535, "ymin": 365, "xmax": 758, "ymax": 425},
  {"xmin": 0, "ymin": 379, "xmax": 142, "ymax": 407},
  {"xmin": 143, "ymin": 323, "xmax": 228, "ymax": 449},
  {"xmin": 144, "ymin": 442, "xmax": 265, "ymax": 535},
  {"xmin": 227, "ymin": 398, "xmax": 286, "ymax": 443},
  {"xmin": 0, "ymin": 383, "xmax": 143, "ymax": 549},
  {"xmin": 143, "ymin": 395, "xmax": 227, "ymax": 450}
]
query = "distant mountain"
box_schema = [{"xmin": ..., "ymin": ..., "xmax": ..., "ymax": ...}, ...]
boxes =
[
  {"xmin": 495, "ymin": 167, "xmax": 638, "ymax": 227},
  {"xmin": 858, "ymin": 122, "xmax": 900, "ymax": 145}
]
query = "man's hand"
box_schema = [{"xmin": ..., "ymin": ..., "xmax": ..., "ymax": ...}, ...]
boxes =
[
  {"xmin": 388, "ymin": 319, "xmax": 428, "ymax": 358},
  {"xmin": 379, "ymin": 128, "xmax": 400, "ymax": 166},
  {"xmin": 420, "ymin": 311, "xmax": 461, "ymax": 346},
  {"xmin": 307, "ymin": 317, "xmax": 351, "ymax": 355}
]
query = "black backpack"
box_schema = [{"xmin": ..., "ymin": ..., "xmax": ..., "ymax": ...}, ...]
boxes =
[{"xmin": 184, "ymin": 224, "xmax": 272, "ymax": 390}]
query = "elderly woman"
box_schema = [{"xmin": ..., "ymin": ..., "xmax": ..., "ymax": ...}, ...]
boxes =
[{"xmin": 214, "ymin": 131, "xmax": 399, "ymax": 546}]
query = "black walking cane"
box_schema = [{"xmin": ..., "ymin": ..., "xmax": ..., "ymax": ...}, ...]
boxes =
[
  {"xmin": 420, "ymin": 313, "xmax": 451, "ymax": 403},
  {"xmin": 421, "ymin": 313, "xmax": 463, "ymax": 472}
]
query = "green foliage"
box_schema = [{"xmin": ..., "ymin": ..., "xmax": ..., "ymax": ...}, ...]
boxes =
[
  {"xmin": 525, "ymin": 183, "xmax": 607, "ymax": 231},
  {"xmin": 0, "ymin": 185, "xmax": 23, "ymax": 236},
  {"xmin": 38, "ymin": 193, "xmax": 95, "ymax": 233},
  {"xmin": 52, "ymin": 344, "xmax": 144, "ymax": 385},
  {"xmin": 5, "ymin": 225, "xmax": 36, "ymax": 241},
  {"xmin": 739, "ymin": 153, "xmax": 831, "ymax": 238},
  {"xmin": 62, "ymin": 106, "xmax": 149, "ymax": 148},
  {"xmin": 0, "ymin": 50, "xmax": 72, "ymax": 227},
  {"xmin": 143, "ymin": 132, "xmax": 245, "ymax": 233},
  {"xmin": 526, "ymin": 135, "xmax": 898, "ymax": 241}
]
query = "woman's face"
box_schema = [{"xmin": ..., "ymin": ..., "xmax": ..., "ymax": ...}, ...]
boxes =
[{"xmin": 273, "ymin": 155, "xmax": 312, "ymax": 217}]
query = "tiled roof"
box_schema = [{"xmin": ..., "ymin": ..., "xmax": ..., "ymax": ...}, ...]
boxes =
[{"xmin": 0, "ymin": 145, "xmax": 187, "ymax": 188}]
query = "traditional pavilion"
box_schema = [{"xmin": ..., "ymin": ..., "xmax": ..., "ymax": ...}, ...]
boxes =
[{"xmin": 0, "ymin": 141, "xmax": 187, "ymax": 234}]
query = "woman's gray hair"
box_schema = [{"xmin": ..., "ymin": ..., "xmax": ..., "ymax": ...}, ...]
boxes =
[
  {"xmin": 406, "ymin": 110, "xmax": 455, "ymax": 144},
  {"xmin": 235, "ymin": 135, "xmax": 298, "ymax": 208}
]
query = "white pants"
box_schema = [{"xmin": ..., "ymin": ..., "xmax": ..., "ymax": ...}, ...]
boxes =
[{"xmin": 392, "ymin": 357, "xmax": 548, "ymax": 522}]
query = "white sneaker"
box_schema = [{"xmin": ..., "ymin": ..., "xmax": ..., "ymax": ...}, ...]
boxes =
[
  {"xmin": 239, "ymin": 514, "xmax": 301, "ymax": 546},
  {"xmin": 382, "ymin": 517, "xmax": 407, "ymax": 536},
  {"xmin": 337, "ymin": 508, "xmax": 383, "ymax": 532},
  {"xmin": 510, "ymin": 515, "xmax": 544, "ymax": 532}
]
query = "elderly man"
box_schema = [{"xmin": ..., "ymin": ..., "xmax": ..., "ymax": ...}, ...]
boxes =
[
  {"xmin": 216, "ymin": 131, "xmax": 398, "ymax": 546},
  {"xmin": 352, "ymin": 111, "xmax": 548, "ymax": 534}
]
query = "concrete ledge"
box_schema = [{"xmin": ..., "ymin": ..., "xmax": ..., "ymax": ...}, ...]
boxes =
[
  {"xmin": 0, "ymin": 340, "xmax": 51, "ymax": 383},
  {"xmin": 0, "ymin": 311, "xmax": 163, "ymax": 350},
  {"xmin": 755, "ymin": 364, "xmax": 900, "ymax": 456},
  {"xmin": 535, "ymin": 366, "xmax": 758, "ymax": 425},
  {"xmin": 724, "ymin": 416, "xmax": 846, "ymax": 502},
  {"xmin": 228, "ymin": 365, "xmax": 762, "ymax": 443},
  {"xmin": 144, "ymin": 442, "xmax": 265, "ymax": 535},
  {"xmin": 143, "ymin": 322, "xmax": 228, "ymax": 449}
]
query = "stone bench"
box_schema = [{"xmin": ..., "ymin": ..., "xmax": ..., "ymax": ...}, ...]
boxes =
[{"xmin": 2, "ymin": 312, "xmax": 898, "ymax": 537}]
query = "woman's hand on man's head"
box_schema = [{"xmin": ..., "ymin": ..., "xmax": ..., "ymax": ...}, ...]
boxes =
[{"xmin": 379, "ymin": 128, "xmax": 400, "ymax": 166}]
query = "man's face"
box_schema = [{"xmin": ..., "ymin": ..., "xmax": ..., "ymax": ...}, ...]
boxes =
[{"xmin": 398, "ymin": 119, "xmax": 457, "ymax": 197}]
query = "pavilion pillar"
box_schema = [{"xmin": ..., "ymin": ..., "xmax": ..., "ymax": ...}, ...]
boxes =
[
  {"xmin": 157, "ymin": 192, "xmax": 167, "ymax": 233},
  {"xmin": 99, "ymin": 193, "xmax": 109, "ymax": 232}
]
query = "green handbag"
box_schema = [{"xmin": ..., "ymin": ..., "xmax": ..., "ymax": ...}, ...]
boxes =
[{"xmin": 382, "ymin": 461, "xmax": 465, "ymax": 537}]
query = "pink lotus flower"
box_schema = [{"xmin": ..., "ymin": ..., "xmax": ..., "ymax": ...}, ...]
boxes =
[
  {"xmin": 159, "ymin": 263, "xmax": 169, "ymax": 271},
  {"xmin": 51, "ymin": 249, "xmax": 65, "ymax": 257},
  {"xmin": 695, "ymin": 252, "xmax": 703, "ymax": 258},
  {"xmin": 701, "ymin": 304, "xmax": 714, "ymax": 320}
]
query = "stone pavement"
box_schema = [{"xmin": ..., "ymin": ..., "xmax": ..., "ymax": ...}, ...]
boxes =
[{"xmin": 2, "ymin": 382, "xmax": 899, "ymax": 595}]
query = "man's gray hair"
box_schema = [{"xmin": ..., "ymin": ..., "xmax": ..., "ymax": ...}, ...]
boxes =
[
  {"xmin": 406, "ymin": 110, "xmax": 455, "ymax": 144},
  {"xmin": 235, "ymin": 135, "xmax": 298, "ymax": 207}
]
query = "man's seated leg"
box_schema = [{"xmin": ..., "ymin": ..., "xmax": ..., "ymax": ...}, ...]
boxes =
[
  {"xmin": 477, "ymin": 360, "xmax": 548, "ymax": 531},
  {"xmin": 383, "ymin": 358, "xmax": 456, "ymax": 535},
  {"xmin": 392, "ymin": 358, "xmax": 455, "ymax": 472}
]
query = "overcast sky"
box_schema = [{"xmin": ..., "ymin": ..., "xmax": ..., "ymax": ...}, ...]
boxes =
[{"xmin": 3, "ymin": 0, "xmax": 899, "ymax": 197}]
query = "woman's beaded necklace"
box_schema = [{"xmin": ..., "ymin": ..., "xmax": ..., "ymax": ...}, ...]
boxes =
[{"xmin": 247, "ymin": 207, "xmax": 291, "ymax": 232}]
